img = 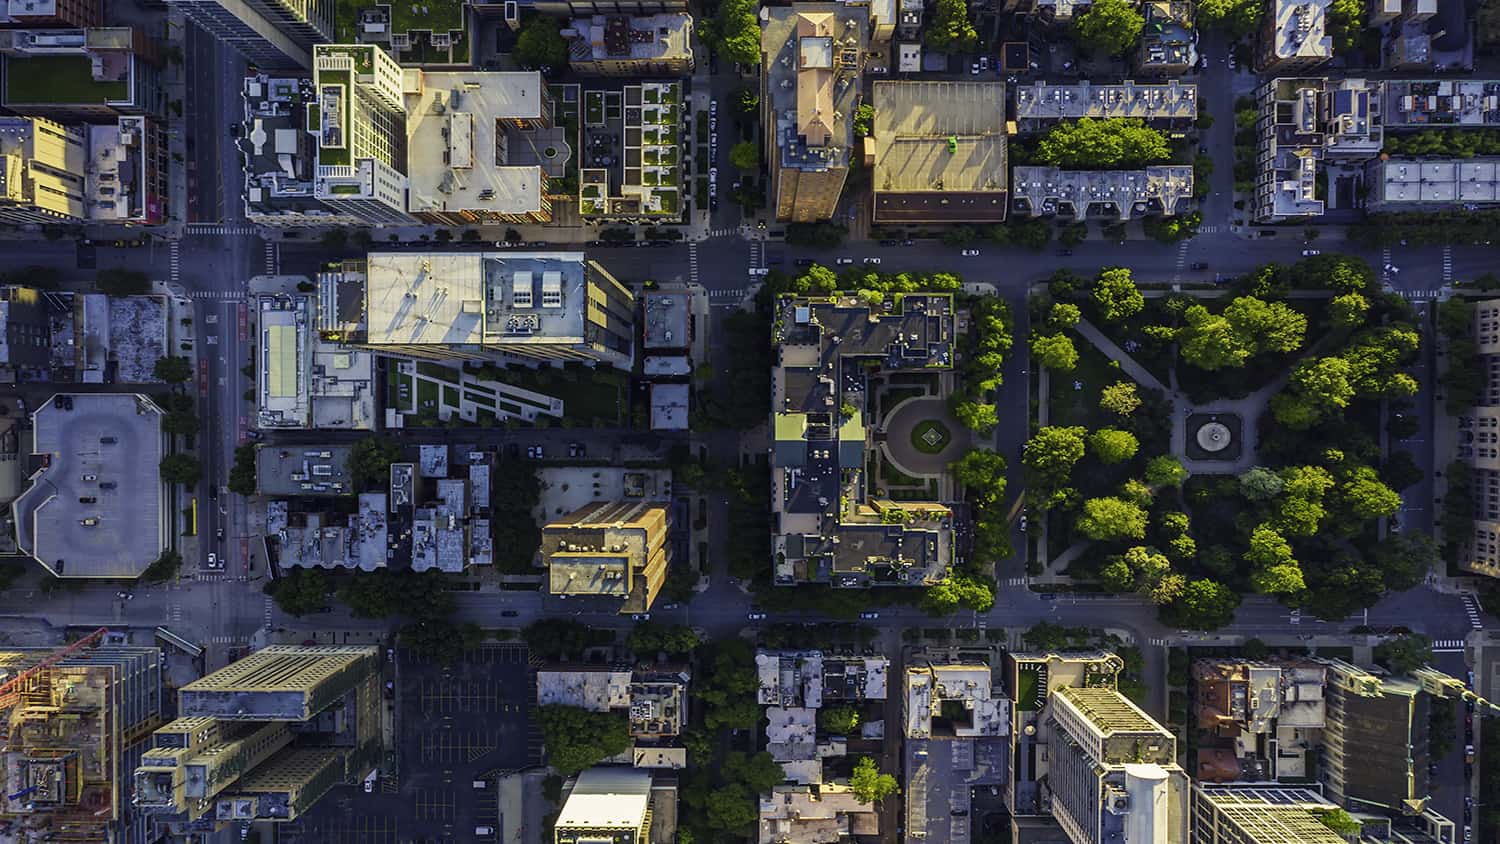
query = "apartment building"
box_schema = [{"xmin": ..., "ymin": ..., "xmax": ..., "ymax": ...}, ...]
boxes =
[
  {"xmin": 542, "ymin": 501, "xmax": 672, "ymax": 614},
  {"xmin": 310, "ymin": 44, "xmax": 414, "ymax": 225},
  {"xmin": 1256, "ymin": 0, "xmax": 1332, "ymax": 72},
  {"xmin": 566, "ymin": 13, "xmax": 694, "ymax": 75},
  {"xmin": 166, "ymin": 0, "xmax": 335, "ymax": 70},
  {"xmin": 1011, "ymin": 165, "xmax": 1194, "ymax": 220},
  {"xmin": 0, "ymin": 27, "xmax": 164, "ymax": 122},
  {"xmin": 868, "ymin": 81, "xmax": 1008, "ymax": 224},
  {"xmin": 0, "ymin": 116, "xmax": 86, "ymax": 224},
  {"xmin": 1013, "ymin": 80, "xmax": 1198, "ymax": 131},
  {"xmin": 1251, "ymin": 77, "xmax": 1381, "ymax": 223},
  {"xmin": 0, "ymin": 0, "xmax": 101, "ymax": 27}
]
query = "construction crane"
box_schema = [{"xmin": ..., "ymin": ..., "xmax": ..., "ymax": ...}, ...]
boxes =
[{"xmin": 0, "ymin": 627, "xmax": 110, "ymax": 711}]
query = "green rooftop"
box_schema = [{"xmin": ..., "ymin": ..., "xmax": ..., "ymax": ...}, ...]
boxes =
[{"xmin": 4, "ymin": 55, "xmax": 127, "ymax": 105}]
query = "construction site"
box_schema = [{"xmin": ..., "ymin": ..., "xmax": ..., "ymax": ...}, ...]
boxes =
[{"xmin": 0, "ymin": 629, "xmax": 162, "ymax": 843}]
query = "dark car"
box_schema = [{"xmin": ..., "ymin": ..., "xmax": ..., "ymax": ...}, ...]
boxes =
[
  {"xmin": 587, "ymin": 240, "xmax": 608, "ymax": 247},
  {"xmin": 650, "ymin": 240, "xmax": 673, "ymax": 248},
  {"xmin": 1190, "ymin": 262, "xmax": 1209, "ymax": 270},
  {"xmin": 880, "ymin": 239, "xmax": 899, "ymax": 247},
  {"xmin": 501, "ymin": 610, "xmax": 519, "ymax": 617},
  {"xmin": 794, "ymin": 258, "xmax": 816, "ymax": 267}
]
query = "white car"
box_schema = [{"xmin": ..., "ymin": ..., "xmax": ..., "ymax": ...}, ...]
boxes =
[
  {"xmin": 1301, "ymin": 249, "xmax": 1320, "ymax": 256},
  {"xmin": 710, "ymin": 100, "xmax": 717, "ymax": 116},
  {"xmin": 961, "ymin": 249, "xmax": 981, "ymax": 257},
  {"xmin": 747, "ymin": 612, "xmax": 767, "ymax": 621},
  {"xmin": 863, "ymin": 257, "xmax": 881, "ymax": 265},
  {"xmin": 206, "ymin": 552, "xmax": 220, "ymax": 569},
  {"xmin": 836, "ymin": 257, "xmax": 855, "ymax": 265},
  {"xmin": 860, "ymin": 611, "xmax": 880, "ymax": 620}
]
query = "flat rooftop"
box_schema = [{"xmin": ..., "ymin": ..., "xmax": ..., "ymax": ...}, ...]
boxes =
[
  {"xmin": 555, "ymin": 767, "xmax": 653, "ymax": 832},
  {"xmin": 241, "ymin": 75, "xmax": 347, "ymax": 221},
  {"xmin": 871, "ymin": 81, "xmax": 1007, "ymax": 222},
  {"xmin": 568, "ymin": 13, "xmax": 694, "ymax": 62},
  {"xmin": 256, "ymin": 445, "xmax": 354, "ymax": 496},
  {"xmin": 403, "ymin": 69, "xmax": 546, "ymax": 218},
  {"xmin": 13, "ymin": 393, "xmax": 165, "ymax": 577},
  {"xmin": 1266, "ymin": 0, "xmax": 1332, "ymax": 64},
  {"xmin": 1014, "ymin": 79, "xmax": 1197, "ymax": 122},
  {"xmin": 642, "ymin": 291, "xmax": 688, "ymax": 349},
  {"xmin": 1011, "ymin": 165, "xmax": 1194, "ymax": 220},
  {"xmin": 762, "ymin": 5, "xmax": 864, "ymax": 172},
  {"xmin": 1382, "ymin": 79, "xmax": 1500, "ymax": 127},
  {"xmin": 1371, "ymin": 157, "xmax": 1500, "ymax": 205}
]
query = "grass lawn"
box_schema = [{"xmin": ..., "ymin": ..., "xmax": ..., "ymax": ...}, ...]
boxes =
[
  {"xmin": 910, "ymin": 419, "xmax": 952, "ymax": 455},
  {"xmin": 1016, "ymin": 665, "xmax": 1041, "ymax": 712},
  {"xmin": 879, "ymin": 385, "xmax": 927, "ymax": 419},
  {"xmin": 878, "ymin": 455, "xmax": 925, "ymax": 489},
  {"xmin": 416, "ymin": 378, "xmax": 439, "ymax": 410},
  {"xmin": 389, "ymin": 0, "xmax": 466, "ymax": 33},
  {"xmin": 417, "ymin": 361, "xmax": 461, "ymax": 384},
  {"xmin": 6, "ymin": 55, "xmax": 125, "ymax": 104},
  {"xmin": 1048, "ymin": 328, "xmax": 1122, "ymax": 430},
  {"xmin": 487, "ymin": 364, "xmax": 624, "ymax": 425},
  {"xmin": 442, "ymin": 385, "xmax": 461, "ymax": 407}
]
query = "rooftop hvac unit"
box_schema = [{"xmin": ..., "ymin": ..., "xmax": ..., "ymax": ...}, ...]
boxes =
[
  {"xmin": 512, "ymin": 272, "xmax": 534, "ymax": 308},
  {"xmin": 541, "ymin": 272, "xmax": 563, "ymax": 307}
]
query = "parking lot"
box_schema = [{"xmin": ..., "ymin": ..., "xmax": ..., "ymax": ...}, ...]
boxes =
[{"xmin": 283, "ymin": 644, "xmax": 537, "ymax": 844}]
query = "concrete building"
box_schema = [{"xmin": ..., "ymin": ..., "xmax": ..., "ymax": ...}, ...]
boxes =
[
  {"xmin": 346, "ymin": 251, "xmax": 635, "ymax": 370},
  {"xmin": 756, "ymin": 650, "xmax": 890, "ymax": 708},
  {"xmin": 85, "ymin": 116, "xmax": 169, "ymax": 225},
  {"xmin": 0, "ymin": 639, "xmax": 163, "ymax": 843},
  {"xmin": 1136, "ymin": 0, "xmax": 1198, "ymax": 75},
  {"xmin": 642, "ymin": 290, "xmax": 689, "ymax": 353},
  {"xmin": 1013, "ymin": 80, "xmax": 1198, "ymax": 129},
  {"xmin": 1460, "ymin": 306, "xmax": 1500, "ymax": 576},
  {"xmin": 309, "ymin": 44, "xmax": 414, "ymax": 225},
  {"xmin": 133, "ymin": 645, "xmax": 384, "ymax": 826},
  {"xmin": 566, "ymin": 13, "xmax": 694, "ymax": 75},
  {"xmin": 1320, "ymin": 660, "xmax": 1432, "ymax": 815},
  {"xmin": 13, "ymin": 393, "xmax": 167, "ymax": 579},
  {"xmin": 165, "ymin": 0, "xmax": 335, "ymax": 70},
  {"xmin": 403, "ymin": 69, "xmax": 554, "ymax": 225},
  {"xmin": 256, "ymin": 291, "xmax": 376, "ymax": 430},
  {"xmin": 0, "ymin": 286, "xmax": 50, "ymax": 380},
  {"xmin": 542, "ymin": 500, "xmax": 671, "ymax": 614},
  {"xmin": 761, "ymin": 5, "xmax": 867, "ymax": 223},
  {"xmin": 1193, "ymin": 659, "xmax": 1326, "ymax": 783},
  {"xmin": 771, "ymin": 294, "xmax": 954, "ymax": 587},
  {"xmin": 759, "ymin": 784, "xmax": 878, "ymax": 844},
  {"xmin": 1252, "ymin": 77, "xmax": 1382, "ymax": 223},
  {"xmin": 868, "ymin": 81, "xmax": 1008, "ymax": 224},
  {"xmin": 554, "ymin": 767, "xmax": 663, "ymax": 844},
  {"xmin": 903, "ymin": 652, "xmax": 1009, "ymax": 844},
  {"xmin": 0, "ymin": 116, "xmax": 86, "ymax": 224},
  {"xmin": 343, "ymin": 0, "xmax": 472, "ymax": 65},
  {"xmin": 1256, "ymin": 0, "xmax": 1332, "ymax": 72},
  {"xmin": 255, "ymin": 444, "xmax": 354, "ymax": 496},
  {"xmin": 1382, "ymin": 79, "xmax": 1500, "ymax": 127},
  {"xmin": 580, "ymin": 82, "xmax": 685, "ymax": 222},
  {"xmin": 0, "ymin": 0, "xmax": 101, "ymax": 27},
  {"xmin": 537, "ymin": 667, "xmax": 688, "ymax": 749},
  {"xmin": 650, "ymin": 382, "xmax": 688, "ymax": 430},
  {"xmin": 240, "ymin": 74, "xmax": 364, "ymax": 225},
  {"xmin": 1192, "ymin": 784, "xmax": 1352, "ymax": 844},
  {"xmin": 266, "ymin": 493, "xmax": 388, "ymax": 570},
  {"xmin": 1011, "ymin": 165, "xmax": 1194, "ymax": 220},
  {"xmin": 0, "ymin": 27, "xmax": 164, "ymax": 122},
  {"xmin": 1365, "ymin": 157, "xmax": 1500, "ymax": 211},
  {"xmin": 1005, "ymin": 651, "xmax": 1126, "ymax": 819},
  {"xmin": 1047, "ymin": 686, "xmax": 1189, "ymax": 844}
]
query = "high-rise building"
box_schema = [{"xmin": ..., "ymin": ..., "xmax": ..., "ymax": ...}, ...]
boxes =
[
  {"xmin": 1192, "ymin": 784, "xmax": 1353, "ymax": 844},
  {"xmin": 1320, "ymin": 660, "xmax": 1431, "ymax": 815},
  {"xmin": 543, "ymin": 501, "xmax": 671, "ymax": 613},
  {"xmin": 309, "ymin": 44, "xmax": 413, "ymax": 225},
  {"xmin": 132, "ymin": 645, "xmax": 383, "ymax": 826},
  {"xmin": 165, "ymin": 0, "xmax": 334, "ymax": 70},
  {"xmin": 1047, "ymin": 686, "xmax": 1189, "ymax": 844},
  {"xmin": 0, "ymin": 285, "xmax": 52, "ymax": 379},
  {"xmin": 0, "ymin": 116, "xmax": 87, "ymax": 224},
  {"xmin": 0, "ymin": 636, "xmax": 163, "ymax": 842},
  {"xmin": 0, "ymin": 28, "xmax": 164, "ymax": 122},
  {"xmin": 0, "ymin": 0, "xmax": 102, "ymax": 27},
  {"xmin": 761, "ymin": 5, "xmax": 867, "ymax": 222}
]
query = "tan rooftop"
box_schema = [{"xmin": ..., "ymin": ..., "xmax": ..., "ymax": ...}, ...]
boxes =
[{"xmin": 795, "ymin": 13, "xmax": 837, "ymax": 147}]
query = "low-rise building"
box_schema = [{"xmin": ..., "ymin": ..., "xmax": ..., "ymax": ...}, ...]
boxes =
[
  {"xmin": 1013, "ymin": 80, "xmax": 1198, "ymax": 130},
  {"xmin": 1256, "ymin": 0, "xmax": 1332, "ymax": 72},
  {"xmin": 1011, "ymin": 165, "xmax": 1194, "ymax": 220},
  {"xmin": 1136, "ymin": 0, "xmax": 1198, "ymax": 75},
  {"xmin": 1252, "ymin": 77, "xmax": 1382, "ymax": 223},
  {"xmin": 404, "ymin": 69, "xmax": 555, "ymax": 225},
  {"xmin": 868, "ymin": 81, "xmax": 1008, "ymax": 224},
  {"xmin": 1382, "ymin": 79, "xmax": 1500, "ymax": 127},
  {"xmin": 554, "ymin": 767, "xmax": 672, "ymax": 844},
  {"xmin": 537, "ymin": 666, "xmax": 688, "ymax": 754},
  {"xmin": 756, "ymin": 650, "xmax": 890, "ymax": 708},
  {"xmin": 1, "ymin": 0, "xmax": 102, "ymax": 28},
  {"xmin": 255, "ymin": 445, "xmax": 354, "ymax": 496},
  {"xmin": 85, "ymin": 116, "xmax": 168, "ymax": 225},
  {"xmin": 266, "ymin": 493, "xmax": 389, "ymax": 570},
  {"xmin": 542, "ymin": 500, "xmax": 672, "ymax": 613},
  {"xmin": 0, "ymin": 116, "xmax": 86, "ymax": 224},
  {"xmin": 759, "ymin": 784, "xmax": 879, "ymax": 844},
  {"xmin": 0, "ymin": 27, "xmax": 164, "ymax": 122},
  {"xmin": 1193, "ymin": 659, "xmax": 1326, "ymax": 782},
  {"xmin": 1192, "ymin": 784, "xmax": 1354, "ymax": 844},
  {"xmin": 903, "ymin": 652, "xmax": 1010, "ymax": 844},
  {"xmin": 1365, "ymin": 157, "xmax": 1500, "ymax": 211},
  {"xmin": 580, "ymin": 82, "xmax": 685, "ymax": 221},
  {"xmin": 255, "ymin": 290, "xmax": 376, "ymax": 431},
  {"xmin": 0, "ymin": 285, "xmax": 50, "ymax": 381},
  {"xmin": 771, "ymin": 294, "xmax": 954, "ymax": 587},
  {"xmin": 13, "ymin": 393, "xmax": 167, "ymax": 578},
  {"xmin": 566, "ymin": 13, "xmax": 694, "ymax": 75},
  {"xmin": 342, "ymin": 1, "xmax": 471, "ymax": 65}
]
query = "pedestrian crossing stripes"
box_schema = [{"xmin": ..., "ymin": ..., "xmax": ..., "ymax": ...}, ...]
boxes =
[
  {"xmin": 1442, "ymin": 245, "xmax": 1453, "ymax": 283},
  {"xmin": 688, "ymin": 241, "xmax": 699, "ymax": 285},
  {"xmin": 1002, "ymin": 577, "xmax": 1026, "ymax": 587},
  {"xmin": 168, "ymin": 603, "xmax": 182, "ymax": 623},
  {"xmin": 187, "ymin": 224, "xmax": 258, "ymax": 235},
  {"xmin": 1381, "ymin": 246, "xmax": 1393, "ymax": 272},
  {"xmin": 209, "ymin": 635, "xmax": 244, "ymax": 644},
  {"xmin": 264, "ymin": 240, "xmax": 279, "ymax": 275},
  {"xmin": 263, "ymin": 596, "xmax": 274, "ymax": 630},
  {"xmin": 1462, "ymin": 593, "xmax": 1483, "ymax": 630},
  {"xmin": 1399, "ymin": 289, "xmax": 1443, "ymax": 300},
  {"xmin": 750, "ymin": 240, "xmax": 765, "ymax": 268},
  {"xmin": 1196, "ymin": 224, "xmax": 1221, "ymax": 234},
  {"xmin": 1150, "ymin": 638, "xmax": 1168, "ymax": 647},
  {"xmin": 708, "ymin": 287, "xmax": 746, "ymax": 298},
  {"xmin": 707, "ymin": 228, "xmax": 738, "ymax": 238},
  {"xmin": 190, "ymin": 290, "xmax": 246, "ymax": 300},
  {"xmin": 168, "ymin": 241, "xmax": 180, "ymax": 284},
  {"xmin": 1432, "ymin": 639, "xmax": 1466, "ymax": 650},
  {"xmin": 1173, "ymin": 241, "xmax": 1189, "ymax": 272}
]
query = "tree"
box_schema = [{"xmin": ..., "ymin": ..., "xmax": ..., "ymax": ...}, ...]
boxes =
[
  {"xmin": 950, "ymin": 398, "xmax": 998, "ymax": 434},
  {"xmin": 1023, "ymin": 426, "xmax": 1087, "ymax": 487},
  {"xmin": 1036, "ymin": 120, "xmax": 1170, "ymax": 169},
  {"xmin": 627, "ymin": 622, "xmax": 701, "ymax": 656},
  {"xmin": 1238, "ymin": 467, "xmax": 1284, "ymax": 500},
  {"xmin": 704, "ymin": 784, "xmax": 758, "ymax": 831},
  {"xmin": 401, "ymin": 617, "xmax": 485, "ymax": 664},
  {"xmin": 723, "ymin": 751, "xmax": 787, "ymax": 793},
  {"xmin": 524, "ymin": 618, "xmax": 605, "ymax": 661},
  {"xmin": 320, "ymin": 229, "xmax": 348, "ymax": 250},
  {"xmin": 538, "ymin": 705, "xmax": 630, "ymax": 777},
  {"xmin": 340, "ymin": 570, "xmax": 453, "ymax": 619},
  {"xmin": 1329, "ymin": 292, "xmax": 1370, "ymax": 329},
  {"xmin": 949, "ymin": 449, "xmax": 1007, "ymax": 504},
  {"xmin": 1092, "ymin": 268, "xmax": 1143, "ymax": 322},
  {"xmin": 924, "ymin": 0, "xmax": 978, "ymax": 53},
  {"xmin": 1325, "ymin": 0, "xmax": 1363, "ymax": 52},
  {"xmin": 1074, "ymin": 0, "xmax": 1144, "ymax": 55},
  {"xmin": 267, "ymin": 568, "xmax": 328, "ymax": 615},
  {"xmin": 845, "ymin": 757, "xmax": 900, "ymax": 807},
  {"xmin": 1088, "ymin": 428, "xmax": 1139, "ymax": 464},
  {"xmin": 729, "ymin": 141, "xmax": 760, "ymax": 171},
  {"xmin": 734, "ymin": 87, "xmax": 760, "ymax": 118},
  {"xmin": 1252, "ymin": 564, "xmax": 1307, "ymax": 595},
  {"xmin": 1371, "ymin": 532, "xmax": 1438, "ymax": 592},
  {"xmin": 853, "ymin": 103, "xmax": 875, "ymax": 138},
  {"xmin": 1339, "ymin": 467, "xmax": 1401, "ymax": 519},
  {"xmin": 1099, "ymin": 381, "xmax": 1141, "ymax": 415},
  {"xmin": 1145, "ymin": 455, "xmax": 1187, "ymax": 487},
  {"xmin": 1198, "ymin": 0, "xmax": 1264, "ymax": 36},
  {"xmin": 96, "ymin": 268, "xmax": 150, "ymax": 296},
  {"xmin": 1163, "ymin": 579, "xmax": 1240, "ymax": 630},
  {"xmin": 1246, "ymin": 524, "xmax": 1295, "ymax": 569},
  {"xmin": 1274, "ymin": 465, "xmax": 1334, "ymax": 536},
  {"xmin": 1178, "ymin": 296, "xmax": 1307, "ymax": 370},
  {"xmin": 921, "ymin": 572, "xmax": 995, "ymax": 615},
  {"xmin": 228, "ymin": 444, "xmax": 257, "ymax": 495},
  {"xmin": 1374, "ymin": 633, "xmax": 1432, "ymax": 675},
  {"xmin": 1048, "ymin": 302, "xmax": 1082, "ymax": 330},
  {"xmin": 1318, "ymin": 809, "xmax": 1363, "ymax": 837},
  {"xmin": 818, "ymin": 706, "xmax": 861, "ymax": 735},
  {"xmin": 514, "ymin": 15, "xmax": 569, "ymax": 70},
  {"xmin": 1076, "ymin": 496, "xmax": 1148, "ymax": 540},
  {"xmin": 346, "ymin": 437, "xmax": 402, "ymax": 490},
  {"xmin": 153, "ymin": 356, "xmax": 193, "ymax": 383},
  {"xmin": 141, "ymin": 550, "xmax": 182, "ymax": 584},
  {"xmin": 1031, "ymin": 333, "xmax": 1079, "ymax": 371},
  {"xmin": 705, "ymin": 0, "xmax": 761, "ymax": 65},
  {"xmin": 159, "ymin": 454, "xmax": 202, "ymax": 486}
]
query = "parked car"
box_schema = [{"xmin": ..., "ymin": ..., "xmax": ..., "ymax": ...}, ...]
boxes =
[
  {"xmin": 961, "ymin": 249, "xmax": 981, "ymax": 257},
  {"xmin": 206, "ymin": 552, "xmax": 221, "ymax": 569},
  {"xmin": 1301, "ymin": 249, "xmax": 1321, "ymax": 256},
  {"xmin": 794, "ymin": 258, "xmax": 816, "ymax": 267},
  {"xmin": 501, "ymin": 610, "xmax": 519, "ymax": 617},
  {"xmin": 859, "ymin": 612, "xmax": 880, "ymax": 620},
  {"xmin": 1190, "ymin": 262, "xmax": 1209, "ymax": 270},
  {"xmin": 630, "ymin": 613, "xmax": 651, "ymax": 622},
  {"xmin": 836, "ymin": 257, "xmax": 855, "ymax": 265},
  {"xmin": 747, "ymin": 612, "xmax": 767, "ymax": 621},
  {"xmin": 863, "ymin": 257, "xmax": 881, "ymax": 265}
]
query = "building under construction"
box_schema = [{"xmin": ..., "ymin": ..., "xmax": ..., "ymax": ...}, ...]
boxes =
[
  {"xmin": 132, "ymin": 645, "xmax": 383, "ymax": 833},
  {"xmin": 0, "ymin": 630, "xmax": 163, "ymax": 843}
]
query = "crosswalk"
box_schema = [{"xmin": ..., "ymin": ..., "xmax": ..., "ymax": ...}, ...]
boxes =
[
  {"xmin": 1433, "ymin": 639, "xmax": 1467, "ymax": 650},
  {"xmin": 1462, "ymin": 593, "xmax": 1483, "ymax": 629},
  {"xmin": 708, "ymin": 287, "xmax": 747, "ymax": 300},
  {"xmin": 263, "ymin": 240, "xmax": 279, "ymax": 275},
  {"xmin": 749, "ymin": 240, "xmax": 765, "ymax": 268},
  {"xmin": 187, "ymin": 224, "xmax": 258, "ymax": 235},
  {"xmin": 1399, "ymin": 289, "xmax": 1443, "ymax": 300},
  {"xmin": 1442, "ymin": 245, "xmax": 1453, "ymax": 282},
  {"xmin": 1174, "ymin": 241, "xmax": 1189, "ymax": 274},
  {"xmin": 707, "ymin": 228, "xmax": 739, "ymax": 238},
  {"xmin": 1002, "ymin": 577, "xmax": 1027, "ymax": 587},
  {"xmin": 208, "ymin": 635, "xmax": 243, "ymax": 645},
  {"xmin": 1150, "ymin": 638, "xmax": 1168, "ymax": 646},
  {"xmin": 1196, "ymin": 224, "xmax": 1222, "ymax": 234},
  {"xmin": 190, "ymin": 290, "xmax": 246, "ymax": 300},
  {"xmin": 1382, "ymin": 246, "xmax": 1393, "ymax": 269},
  {"xmin": 688, "ymin": 241, "xmax": 699, "ymax": 285},
  {"xmin": 168, "ymin": 602, "xmax": 182, "ymax": 624},
  {"xmin": 168, "ymin": 241, "xmax": 180, "ymax": 284},
  {"xmin": 262, "ymin": 597, "xmax": 274, "ymax": 630}
]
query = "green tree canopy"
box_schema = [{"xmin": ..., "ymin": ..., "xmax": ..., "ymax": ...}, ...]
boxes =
[
  {"xmin": 924, "ymin": 0, "xmax": 978, "ymax": 53},
  {"xmin": 818, "ymin": 706, "xmax": 861, "ymax": 735},
  {"xmin": 1178, "ymin": 296, "xmax": 1307, "ymax": 370},
  {"xmin": 513, "ymin": 15, "xmax": 569, "ymax": 70},
  {"xmin": 228, "ymin": 444, "xmax": 258, "ymax": 496},
  {"xmin": 1197, "ymin": 0, "xmax": 1264, "ymax": 36},
  {"xmin": 1073, "ymin": 0, "xmax": 1145, "ymax": 55},
  {"xmin": 1238, "ymin": 467, "xmax": 1285, "ymax": 500},
  {"xmin": 1089, "ymin": 428, "xmax": 1140, "ymax": 464},
  {"xmin": 1163, "ymin": 579, "xmax": 1241, "ymax": 630},
  {"xmin": 1092, "ymin": 268, "xmax": 1144, "ymax": 322},
  {"xmin": 1036, "ymin": 119, "xmax": 1170, "ymax": 169},
  {"xmin": 1031, "ymin": 332, "xmax": 1079, "ymax": 371},
  {"xmin": 853, "ymin": 103, "xmax": 875, "ymax": 137},
  {"xmin": 729, "ymin": 141, "xmax": 760, "ymax": 170},
  {"xmin": 849, "ymin": 756, "xmax": 900, "ymax": 804},
  {"xmin": 723, "ymin": 751, "xmax": 786, "ymax": 794},
  {"xmin": 538, "ymin": 705, "xmax": 630, "ymax": 777},
  {"xmin": 921, "ymin": 572, "xmax": 995, "ymax": 615},
  {"xmin": 1338, "ymin": 466, "xmax": 1401, "ymax": 519},
  {"xmin": 1374, "ymin": 633, "xmax": 1432, "ymax": 675},
  {"xmin": 1099, "ymin": 381, "xmax": 1141, "ymax": 415},
  {"xmin": 1023, "ymin": 426, "xmax": 1087, "ymax": 487},
  {"xmin": 1076, "ymin": 496, "xmax": 1149, "ymax": 540},
  {"xmin": 159, "ymin": 454, "xmax": 202, "ymax": 486},
  {"xmin": 627, "ymin": 622, "xmax": 701, "ymax": 656},
  {"xmin": 266, "ymin": 568, "xmax": 328, "ymax": 615},
  {"xmin": 153, "ymin": 355, "xmax": 193, "ymax": 383},
  {"xmin": 1329, "ymin": 292, "xmax": 1370, "ymax": 329},
  {"xmin": 347, "ymin": 437, "xmax": 403, "ymax": 490},
  {"xmin": 949, "ymin": 448, "xmax": 1007, "ymax": 505},
  {"xmin": 1049, "ymin": 302, "xmax": 1082, "ymax": 330},
  {"xmin": 950, "ymin": 398, "xmax": 998, "ymax": 434},
  {"xmin": 1145, "ymin": 455, "xmax": 1187, "ymax": 487},
  {"xmin": 704, "ymin": 0, "xmax": 761, "ymax": 64}
]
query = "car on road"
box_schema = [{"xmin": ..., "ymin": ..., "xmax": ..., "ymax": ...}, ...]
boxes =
[
  {"xmin": 710, "ymin": 99, "xmax": 717, "ymax": 116},
  {"xmin": 970, "ymin": 61, "xmax": 980, "ymax": 74},
  {"xmin": 1190, "ymin": 262, "xmax": 1209, "ymax": 270},
  {"xmin": 863, "ymin": 257, "xmax": 881, "ymax": 265},
  {"xmin": 961, "ymin": 249, "xmax": 981, "ymax": 257},
  {"xmin": 1468, "ymin": 669, "xmax": 1476, "ymax": 687},
  {"xmin": 217, "ymin": 527, "xmax": 225, "ymax": 541},
  {"xmin": 1057, "ymin": 249, "xmax": 1073, "ymax": 257},
  {"xmin": 979, "ymin": 56, "xmax": 989, "ymax": 72},
  {"xmin": 244, "ymin": 430, "xmax": 263, "ymax": 441},
  {"xmin": 631, "ymin": 613, "xmax": 651, "ymax": 622},
  {"xmin": 661, "ymin": 603, "xmax": 680, "ymax": 610},
  {"xmin": 747, "ymin": 612, "xmax": 767, "ymax": 621},
  {"xmin": 1385, "ymin": 263, "xmax": 1401, "ymax": 274},
  {"xmin": 859, "ymin": 612, "xmax": 880, "ymax": 620},
  {"xmin": 836, "ymin": 257, "xmax": 855, "ymax": 265},
  {"xmin": 1019, "ymin": 512, "xmax": 1028, "ymax": 531},
  {"xmin": 501, "ymin": 610, "xmax": 518, "ymax": 617},
  {"xmin": 710, "ymin": 196, "xmax": 719, "ymax": 212},
  {"xmin": 880, "ymin": 239, "xmax": 899, "ymax": 247},
  {"xmin": 568, "ymin": 442, "xmax": 586, "ymax": 457},
  {"xmin": 901, "ymin": 239, "xmax": 915, "ymax": 247},
  {"xmin": 794, "ymin": 258, "xmax": 816, "ymax": 267},
  {"xmin": 1301, "ymin": 249, "xmax": 1321, "ymax": 256},
  {"xmin": 206, "ymin": 552, "xmax": 221, "ymax": 569},
  {"xmin": 709, "ymin": 115, "xmax": 717, "ymax": 132}
]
